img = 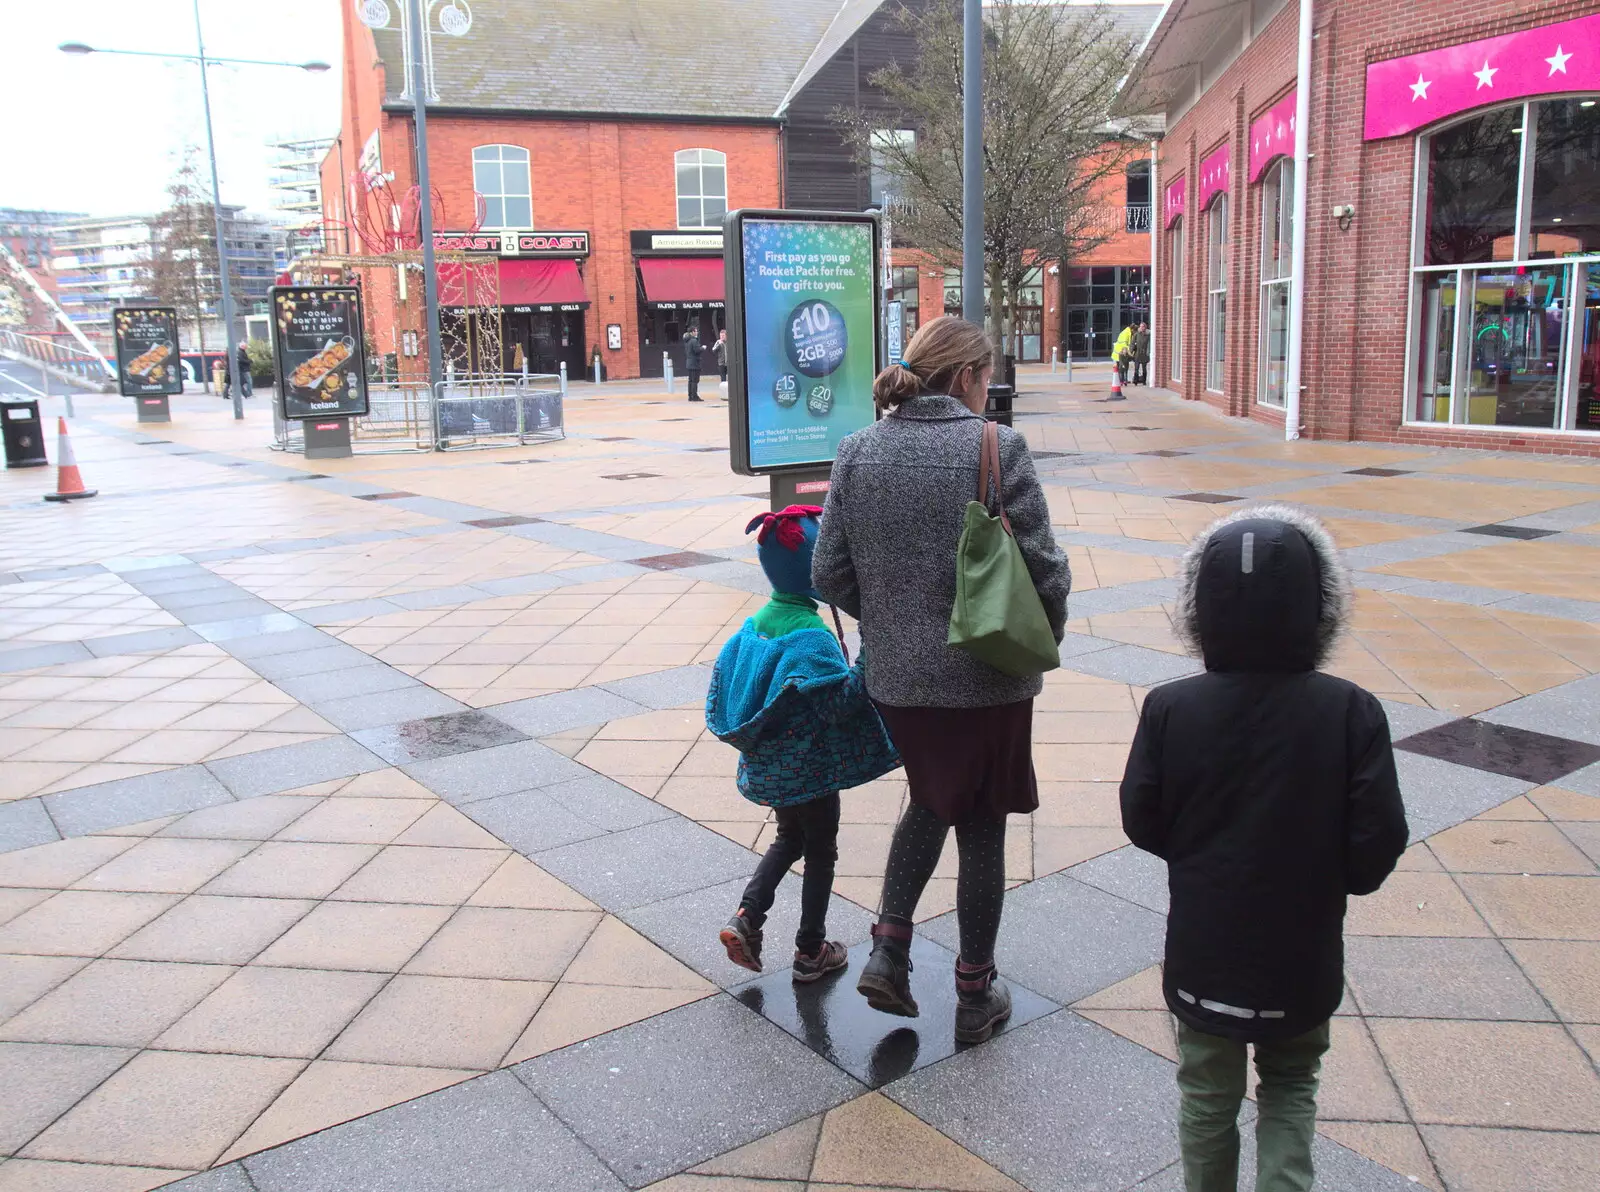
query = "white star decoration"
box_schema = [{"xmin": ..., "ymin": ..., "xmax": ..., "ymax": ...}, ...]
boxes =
[
  {"xmin": 1410, "ymin": 74, "xmax": 1431, "ymax": 101},
  {"xmin": 1475, "ymin": 60, "xmax": 1498, "ymax": 89},
  {"xmin": 1547, "ymin": 45, "xmax": 1572, "ymax": 75}
]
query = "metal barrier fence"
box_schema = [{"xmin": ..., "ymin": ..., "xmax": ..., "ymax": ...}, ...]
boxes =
[
  {"xmin": 0, "ymin": 329, "xmax": 115, "ymax": 388},
  {"xmin": 270, "ymin": 375, "xmax": 562, "ymax": 454}
]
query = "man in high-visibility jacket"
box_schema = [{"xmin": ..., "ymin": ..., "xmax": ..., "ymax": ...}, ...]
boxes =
[{"xmin": 1112, "ymin": 324, "xmax": 1135, "ymax": 384}]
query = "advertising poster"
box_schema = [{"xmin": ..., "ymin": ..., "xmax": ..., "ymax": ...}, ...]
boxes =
[
  {"xmin": 738, "ymin": 218, "xmax": 878, "ymax": 471},
  {"xmin": 112, "ymin": 307, "xmax": 183, "ymax": 397},
  {"xmin": 270, "ymin": 285, "xmax": 371, "ymax": 420}
]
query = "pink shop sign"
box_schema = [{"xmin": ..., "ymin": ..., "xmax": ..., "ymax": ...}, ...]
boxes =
[
  {"xmin": 1199, "ymin": 142, "xmax": 1230, "ymax": 210},
  {"xmin": 1164, "ymin": 175, "xmax": 1186, "ymax": 228},
  {"xmin": 1364, "ymin": 12, "xmax": 1600, "ymax": 141},
  {"xmin": 1250, "ymin": 90, "xmax": 1297, "ymax": 181}
]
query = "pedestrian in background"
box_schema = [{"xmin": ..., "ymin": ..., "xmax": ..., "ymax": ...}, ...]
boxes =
[
  {"xmin": 1120, "ymin": 505, "xmax": 1408, "ymax": 1192},
  {"xmin": 708, "ymin": 506, "xmax": 899, "ymax": 983},
  {"xmin": 1112, "ymin": 322, "xmax": 1134, "ymax": 384},
  {"xmin": 1132, "ymin": 322, "xmax": 1150, "ymax": 386},
  {"xmin": 684, "ymin": 325, "xmax": 704, "ymax": 402},
  {"xmin": 813, "ymin": 315, "xmax": 1071, "ymax": 1045},
  {"xmin": 714, "ymin": 328, "xmax": 728, "ymax": 392},
  {"xmin": 236, "ymin": 341, "xmax": 253, "ymax": 399}
]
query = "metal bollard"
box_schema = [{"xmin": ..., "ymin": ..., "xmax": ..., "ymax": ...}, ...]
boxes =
[
  {"xmin": 1051, "ymin": 346, "xmax": 1057, "ymax": 374},
  {"xmin": 559, "ymin": 361, "xmax": 567, "ymax": 397},
  {"xmin": 593, "ymin": 356, "xmax": 601, "ymax": 384},
  {"xmin": 1065, "ymin": 350, "xmax": 1073, "ymax": 382},
  {"xmin": 663, "ymin": 352, "xmax": 674, "ymax": 394}
]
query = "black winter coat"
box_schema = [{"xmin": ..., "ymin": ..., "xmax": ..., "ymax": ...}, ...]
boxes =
[
  {"xmin": 684, "ymin": 336, "xmax": 704, "ymax": 370},
  {"xmin": 1120, "ymin": 507, "xmax": 1407, "ymax": 1041}
]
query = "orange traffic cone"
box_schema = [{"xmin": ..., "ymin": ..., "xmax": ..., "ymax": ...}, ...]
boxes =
[
  {"xmin": 43, "ymin": 418, "xmax": 97, "ymax": 503},
  {"xmin": 1108, "ymin": 370, "xmax": 1125, "ymax": 402}
]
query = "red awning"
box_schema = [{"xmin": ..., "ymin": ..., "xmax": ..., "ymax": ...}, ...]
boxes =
[
  {"xmin": 637, "ymin": 257, "xmax": 724, "ymax": 303},
  {"xmin": 499, "ymin": 258, "xmax": 588, "ymax": 306}
]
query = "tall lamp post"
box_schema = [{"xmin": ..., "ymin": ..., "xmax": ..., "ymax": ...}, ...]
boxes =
[{"xmin": 61, "ymin": 11, "xmax": 329, "ymax": 421}]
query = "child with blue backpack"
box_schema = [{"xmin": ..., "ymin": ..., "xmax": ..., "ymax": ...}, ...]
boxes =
[{"xmin": 706, "ymin": 504, "xmax": 900, "ymax": 982}]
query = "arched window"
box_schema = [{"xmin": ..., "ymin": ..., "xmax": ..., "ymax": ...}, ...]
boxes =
[
  {"xmin": 1410, "ymin": 98, "xmax": 1600, "ymax": 430},
  {"xmin": 1258, "ymin": 159, "xmax": 1293, "ymax": 406},
  {"xmin": 676, "ymin": 149, "xmax": 727, "ymax": 229},
  {"xmin": 1206, "ymin": 194, "xmax": 1228, "ymax": 392},
  {"xmin": 472, "ymin": 145, "xmax": 531, "ymax": 228}
]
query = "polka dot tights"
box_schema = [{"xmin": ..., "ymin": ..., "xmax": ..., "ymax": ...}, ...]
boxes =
[{"xmin": 878, "ymin": 802, "xmax": 1006, "ymax": 967}]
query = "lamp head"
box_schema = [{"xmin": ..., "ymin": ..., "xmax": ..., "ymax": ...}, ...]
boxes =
[
  {"xmin": 301, "ymin": 61, "xmax": 332, "ymax": 73},
  {"xmin": 59, "ymin": 42, "xmax": 95, "ymax": 55}
]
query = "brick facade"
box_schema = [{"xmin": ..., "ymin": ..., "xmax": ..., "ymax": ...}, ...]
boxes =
[
  {"xmin": 1154, "ymin": 0, "xmax": 1600, "ymax": 455},
  {"xmin": 320, "ymin": 10, "xmax": 781, "ymax": 380}
]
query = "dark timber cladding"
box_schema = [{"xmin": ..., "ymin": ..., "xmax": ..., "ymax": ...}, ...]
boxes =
[{"xmin": 780, "ymin": 1, "xmax": 920, "ymax": 211}]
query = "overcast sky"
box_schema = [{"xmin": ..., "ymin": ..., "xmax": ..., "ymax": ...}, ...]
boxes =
[{"xmin": 3, "ymin": 0, "xmax": 343, "ymax": 219}]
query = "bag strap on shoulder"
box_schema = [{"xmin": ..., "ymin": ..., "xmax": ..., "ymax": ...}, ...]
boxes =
[{"xmin": 975, "ymin": 420, "xmax": 1013, "ymax": 535}]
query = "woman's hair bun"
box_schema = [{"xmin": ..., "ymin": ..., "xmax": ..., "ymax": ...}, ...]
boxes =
[{"xmin": 872, "ymin": 362, "xmax": 922, "ymax": 410}]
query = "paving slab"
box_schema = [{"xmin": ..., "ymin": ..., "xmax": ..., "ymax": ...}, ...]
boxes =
[
  {"xmin": 206, "ymin": 737, "xmax": 388, "ymax": 799},
  {"xmin": 485, "ymin": 687, "xmax": 650, "ymax": 736},
  {"xmin": 515, "ymin": 994, "xmax": 863, "ymax": 1188},
  {"xmin": 274, "ymin": 664, "xmax": 421, "ymax": 705},
  {"xmin": 622, "ymin": 875, "xmax": 875, "ymax": 990},
  {"xmin": 921, "ymin": 871, "xmax": 1167, "ymax": 1008},
  {"xmin": 45, "ymin": 765, "xmax": 235, "ymax": 838},
  {"xmin": 534, "ymin": 816, "xmax": 759, "ymax": 911},
  {"xmin": 735, "ymin": 933, "xmax": 1058, "ymax": 1088},
  {"xmin": 83, "ymin": 627, "xmax": 204, "ymax": 657},
  {"xmin": 310, "ymin": 686, "xmax": 470, "ymax": 733},
  {"xmin": 1344, "ymin": 936, "xmax": 1555, "ymax": 1021},
  {"xmin": 1392, "ymin": 752, "xmax": 1535, "ymax": 842},
  {"xmin": 1065, "ymin": 845, "xmax": 1170, "ymax": 915},
  {"xmin": 1478, "ymin": 673, "xmax": 1600, "ymax": 748},
  {"xmin": 402, "ymin": 739, "xmax": 589, "ymax": 805},
  {"xmin": 243, "ymin": 1069, "xmax": 625, "ymax": 1192},
  {"xmin": 1060, "ymin": 644, "xmax": 1201, "ymax": 688},
  {"xmin": 599, "ymin": 665, "xmax": 713, "ymax": 711},
  {"xmin": 461, "ymin": 787, "xmax": 611, "ymax": 854},
  {"xmin": 0, "ymin": 797, "xmax": 62, "ymax": 854},
  {"xmin": 887, "ymin": 1010, "xmax": 1180, "ymax": 1192},
  {"xmin": 352, "ymin": 709, "xmax": 530, "ymax": 766}
]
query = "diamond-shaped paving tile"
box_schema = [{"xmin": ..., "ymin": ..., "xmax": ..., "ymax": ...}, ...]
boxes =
[
  {"xmin": 735, "ymin": 935, "xmax": 1057, "ymax": 1088},
  {"xmin": 1396, "ymin": 719, "xmax": 1600, "ymax": 786},
  {"xmin": 1171, "ymin": 492, "xmax": 1242, "ymax": 504},
  {"xmin": 352, "ymin": 710, "xmax": 531, "ymax": 766},
  {"xmin": 1345, "ymin": 467, "xmax": 1414, "ymax": 477},
  {"xmin": 1139, "ymin": 449, "xmax": 1192, "ymax": 458},
  {"xmin": 352, "ymin": 492, "xmax": 415, "ymax": 500},
  {"xmin": 464, "ymin": 515, "xmax": 544, "ymax": 528},
  {"xmin": 601, "ymin": 472, "xmax": 662, "ymax": 481},
  {"xmin": 1461, "ymin": 523, "xmax": 1560, "ymax": 540},
  {"xmin": 630, "ymin": 552, "xmax": 727, "ymax": 571}
]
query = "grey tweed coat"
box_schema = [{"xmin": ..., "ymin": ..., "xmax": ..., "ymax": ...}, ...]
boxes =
[{"xmin": 811, "ymin": 394, "xmax": 1071, "ymax": 708}]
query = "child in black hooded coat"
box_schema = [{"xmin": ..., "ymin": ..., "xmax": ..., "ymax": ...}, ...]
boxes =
[{"xmin": 1120, "ymin": 504, "xmax": 1408, "ymax": 1192}]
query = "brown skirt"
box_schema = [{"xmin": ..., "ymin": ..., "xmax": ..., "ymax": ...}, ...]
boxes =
[{"xmin": 874, "ymin": 698, "xmax": 1038, "ymax": 826}]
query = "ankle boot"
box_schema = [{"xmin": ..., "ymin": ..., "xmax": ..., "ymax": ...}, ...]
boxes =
[
  {"xmin": 954, "ymin": 959, "xmax": 1012, "ymax": 1044},
  {"xmin": 857, "ymin": 921, "xmax": 918, "ymax": 1017}
]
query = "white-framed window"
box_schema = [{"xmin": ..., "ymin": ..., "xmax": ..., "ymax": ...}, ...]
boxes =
[
  {"xmin": 472, "ymin": 145, "xmax": 531, "ymax": 228},
  {"xmin": 1408, "ymin": 97, "xmax": 1600, "ymax": 431},
  {"xmin": 1258, "ymin": 158, "xmax": 1294, "ymax": 406},
  {"xmin": 676, "ymin": 149, "xmax": 727, "ymax": 229},
  {"xmin": 1169, "ymin": 217, "xmax": 1184, "ymax": 381},
  {"xmin": 1206, "ymin": 193, "xmax": 1228, "ymax": 392},
  {"xmin": 869, "ymin": 129, "xmax": 915, "ymax": 209}
]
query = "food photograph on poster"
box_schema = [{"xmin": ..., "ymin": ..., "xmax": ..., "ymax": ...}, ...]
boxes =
[{"xmin": 270, "ymin": 286, "xmax": 371, "ymax": 420}]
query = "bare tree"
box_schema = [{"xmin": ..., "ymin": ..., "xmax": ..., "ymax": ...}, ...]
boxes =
[
  {"xmin": 147, "ymin": 150, "xmax": 244, "ymax": 390},
  {"xmin": 838, "ymin": 0, "xmax": 1142, "ymax": 359}
]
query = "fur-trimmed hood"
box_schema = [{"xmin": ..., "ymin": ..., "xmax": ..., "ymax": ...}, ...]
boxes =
[{"xmin": 1173, "ymin": 504, "xmax": 1351, "ymax": 673}]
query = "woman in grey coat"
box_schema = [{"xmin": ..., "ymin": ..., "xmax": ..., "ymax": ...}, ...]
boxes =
[{"xmin": 812, "ymin": 315, "xmax": 1071, "ymax": 1043}]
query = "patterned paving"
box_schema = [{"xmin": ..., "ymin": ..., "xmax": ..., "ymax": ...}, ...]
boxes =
[{"xmin": 0, "ymin": 371, "xmax": 1598, "ymax": 1191}]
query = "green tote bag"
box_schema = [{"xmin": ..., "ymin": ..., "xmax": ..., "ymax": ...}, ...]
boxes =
[{"xmin": 947, "ymin": 420, "xmax": 1061, "ymax": 678}]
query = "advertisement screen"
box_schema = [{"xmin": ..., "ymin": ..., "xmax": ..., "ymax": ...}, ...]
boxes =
[
  {"xmin": 270, "ymin": 286, "xmax": 371, "ymax": 420},
  {"xmin": 112, "ymin": 307, "xmax": 183, "ymax": 397},
  {"xmin": 739, "ymin": 218, "xmax": 878, "ymax": 471}
]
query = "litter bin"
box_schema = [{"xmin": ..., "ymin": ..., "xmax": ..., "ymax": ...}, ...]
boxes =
[
  {"xmin": 985, "ymin": 383, "xmax": 1015, "ymax": 428},
  {"xmin": 1, "ymin": 399, "xmax": 48, "ymax": 469}
]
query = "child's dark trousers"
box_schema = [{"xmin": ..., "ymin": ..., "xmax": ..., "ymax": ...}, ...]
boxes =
[{"xmin": 738, "ymin": 792, "xmax": 840, "ymax": 952}]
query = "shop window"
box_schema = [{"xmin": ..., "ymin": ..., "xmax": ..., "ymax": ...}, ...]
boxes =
[
  {"xmin": 1410, "ymin": 98, "xmax": 1600, "ymax": 430},
  {"xmin": 891, "ymin": 264, "xmax": 920, "ymax": 337},
  {"xmin": 1125, "ymin": 161, "xmax": 1152, "ymax": 233},
  {"xmin": 472, "ymin": 145, "xmax": 532, "ymax": 229},
  {"xmin": 1206, "ymin": 194, "xmax": 1228, "ymax": 392},
  {"xmin": 676, "ymin": 149, "xmax": 727, "ymax": 229},
  {"xmin": 870, "ymin": 130, "xmax": 915, "ymax": 210},
  {"xmin": 1169, "ymin": 218, "xmax": 1184, "ymax": 381},
  {"xmin": 1258, "ymin": 159, "xmax": 1293, "ymax": 406}
]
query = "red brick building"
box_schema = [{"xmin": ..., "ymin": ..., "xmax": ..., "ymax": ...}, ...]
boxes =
[
  {"xmin": 1126, "ymin": 0, "xmax": 1600, "ymax": 452},
  {"xmin": 323, "ymin": 0, "xmax": 1165, "ymax": 379}
]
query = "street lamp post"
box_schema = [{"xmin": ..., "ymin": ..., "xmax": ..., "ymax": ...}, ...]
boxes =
[{"xmin": 60, "ymin": 20, "xmax": 329, "ymax": 421}]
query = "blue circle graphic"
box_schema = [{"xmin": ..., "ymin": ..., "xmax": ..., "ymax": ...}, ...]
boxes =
[{"xmin": 784, "ymin": 299, "xmax": 847, "ymax": 378}]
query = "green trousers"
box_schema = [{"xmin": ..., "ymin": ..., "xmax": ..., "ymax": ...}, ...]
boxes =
[{"xmin": 1176, "ymin": 1018, "xmax": 1331, "ymax": 1192}]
